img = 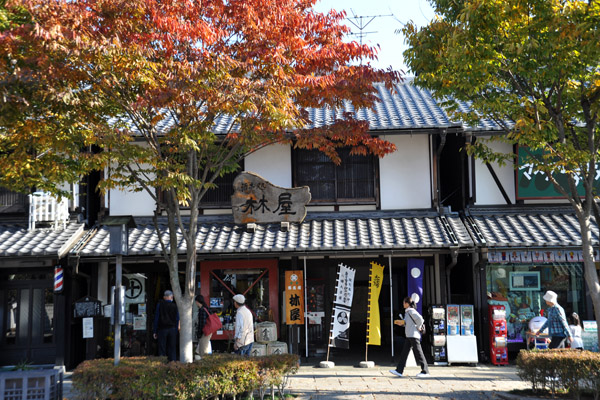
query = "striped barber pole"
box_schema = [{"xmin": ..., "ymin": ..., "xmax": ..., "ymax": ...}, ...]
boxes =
[{"xmin": 54, "ymin": 266, "xmax": 64, "ymax": 293}]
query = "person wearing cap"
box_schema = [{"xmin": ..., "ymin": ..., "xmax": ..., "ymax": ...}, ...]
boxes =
[
  {"xmin": 535, "ymin": 290, "xmax": 572, "ymax": 349},
  {"xmin": 232, "ymin": 294, "xmax": 254, "ymax": 355},
  {"xmin": 153, "ymin": 289, "xmax": 180, "ymax": 361}
]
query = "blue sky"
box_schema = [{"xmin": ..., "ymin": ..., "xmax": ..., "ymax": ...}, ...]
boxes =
[{"xmin": 313, "ymin": 0, "xmax": 435, "ymax": 74}]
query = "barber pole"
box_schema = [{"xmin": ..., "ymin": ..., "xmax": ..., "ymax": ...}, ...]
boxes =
[{"xmin": 54, "ymin": 266, "xmax": 64, "ymax": 293}]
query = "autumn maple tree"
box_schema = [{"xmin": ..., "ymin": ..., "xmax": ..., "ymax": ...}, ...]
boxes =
[
  {"xmin": 0, "ymin": 0, "xmax": 398, "ymax": 362},
  {"xmin": 404, "ymin": 0, "xmax": 600, "ymax": 343}
]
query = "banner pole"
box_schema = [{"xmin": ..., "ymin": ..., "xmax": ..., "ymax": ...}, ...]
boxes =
[
  {"xmin": 365, "ymin": 343, "xmax": 368, "ymax": 362},
  {"xmin": 389, "ymin": 255, "xmax": 394, "ymax": 359},
  {"xmin": 304, "ymin": 257, "xmax": 308, "ymax": 359}
]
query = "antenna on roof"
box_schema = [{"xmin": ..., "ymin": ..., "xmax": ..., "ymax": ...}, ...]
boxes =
[{"xmin": 346, "ymin": 10, "xmax": 393, "ymax": 64}]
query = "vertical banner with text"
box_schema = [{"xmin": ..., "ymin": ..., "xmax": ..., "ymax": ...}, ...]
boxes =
[
  {"xmin": 366, "ymin": 262, "xmax": 385, "ymax": 346},
  {"xmin": 407, "ymin": 258, "xmax": 424, "ymax": 314},
  {"xmin": 329, "ymin": 263, "xmax": 356, "ymax": 349},
  {"xmin": 285, "ymin": 270, "xmax": 304, "ymax": 325}
]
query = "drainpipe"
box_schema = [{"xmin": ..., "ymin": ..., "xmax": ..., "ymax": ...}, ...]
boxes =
[
  {"xmin": 445, "ymin": 247, "xmax": 459, "ymax": 303},
  {"xmin": 433, "ymin": 129, "xmax": 448, "ymax": 212}
]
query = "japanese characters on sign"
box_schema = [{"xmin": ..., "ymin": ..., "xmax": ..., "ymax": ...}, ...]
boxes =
[
  {"xmin": 329, "ymin": 263, "xmax": 356, "ymax": 349},
  {"xmin": 231, "ymin": 172, "xmax": 311, "ymax": 224},
  {"xmin": 285, "ymin": 270, "xmax": 304, "ymax": 325}
]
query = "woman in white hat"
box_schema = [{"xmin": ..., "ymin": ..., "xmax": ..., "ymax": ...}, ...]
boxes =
[{"xmin": 535, "ymin": 290, "xmax": 572, "ymax": 348}]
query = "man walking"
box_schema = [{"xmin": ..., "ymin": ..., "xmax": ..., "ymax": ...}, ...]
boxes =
[
  {"xmin": 536, "ymin": 290, "xmax": 572, "ymax": 349},
  {"xmin": 232, "ymin": 294, "xmax": 254, "ymax": 355},
  {"xmin": 153, "ymin": 290, "xmax": 180, "ymax": 361}
]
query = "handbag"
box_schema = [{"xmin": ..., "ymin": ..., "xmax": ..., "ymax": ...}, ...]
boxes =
[
  {"xmin": 202, "ymin": 308, "xmax": 222, "ymax": 336},
  {"xmin": 408, "ymin": 310, "xmax": 426, "ymax": 335}
]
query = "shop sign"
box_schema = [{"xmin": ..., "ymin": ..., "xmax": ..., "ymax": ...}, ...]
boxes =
[
  {"xmin": 231, "ymin": 172, "xmax": 311, "ymax": 224},
  {"xmin": 517, "ymin": 146, "xmax": 600, "ymax": 199},
  {"xmin": 489, "ymin": 249, "xmax": 595, "ymax": 263},
  {"xmin": 284, "ymin": 270, "xmax": 304, "ymax": 325},
  {"xmin": 124, "ymin": 274, "xmax": 145, "ymax": 304}
]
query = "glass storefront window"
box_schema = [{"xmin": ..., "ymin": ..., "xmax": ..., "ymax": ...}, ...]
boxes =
[{"xmin": 487, "ymin": 263, "xmax": 585, "ymax": 343}]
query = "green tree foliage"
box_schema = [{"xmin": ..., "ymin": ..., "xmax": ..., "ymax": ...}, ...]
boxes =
[{"xmin": 404, "ymin": 0, "xmax": 600, "ymax": 344}]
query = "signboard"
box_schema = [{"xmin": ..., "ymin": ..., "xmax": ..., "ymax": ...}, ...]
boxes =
[
  {"xmin": 231, "ymin": 172, "xmax": 311, "ymax": 224},
  {"xmin": 285, "ymin": 270, "xmax": 304, "ymax": 325},
  {"xmin": 82, "ymin": 317, "xmax": 94, "ymax": 338},
  {"xmin": 73, "ymin": 296, "xmax": 102, "ymax": 318},
  {"xmin": 517, "ymin": 146, "xmax": 600, "ymax": 199},
  {"xmin": 124, "ymin": 274, "xmax": 145, "ymax": 304}
]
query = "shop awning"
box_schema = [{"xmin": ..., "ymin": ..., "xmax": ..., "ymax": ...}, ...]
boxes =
[
  {"xmin": 72, "ymin": 210, "xmax": 475, "ymax": 258},
  {"xmin": 464, "ymin": 206, "xmax": 599, "ymax": 248},
  {"xmin": 0, "ymin": 221, "xmax": 85, "ymax": 259}
]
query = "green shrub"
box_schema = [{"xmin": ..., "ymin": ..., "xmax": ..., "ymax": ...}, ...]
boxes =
[
  {"xmin": 72, "ymin": 354, "xmax": 300, "ymax": 400},
  {"xmin": 516, "ymin": 349, "xmax": 600, "ymax": 400}
]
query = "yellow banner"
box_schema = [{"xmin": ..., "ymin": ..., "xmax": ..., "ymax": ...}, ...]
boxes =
[
  {"xmin": 367, "ymin": 262, "xmax": 385, "ymax": 345},
  {"xmin": 285, "ymin": 270, "xmax": 304, "ymax": 325}
]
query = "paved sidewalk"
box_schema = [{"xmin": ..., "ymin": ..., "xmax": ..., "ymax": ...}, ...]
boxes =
[
  {"xmin": 286, "ymin": 364, "xmax": 532, "ymax": 400},
  {"xmin": 62, "ymin": 363, "xmax": 534, "ymax": 400}
]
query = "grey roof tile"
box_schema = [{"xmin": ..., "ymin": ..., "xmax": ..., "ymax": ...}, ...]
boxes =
[
  {"xmin": 465, "ymin": 207, "xmax": 596, "ymax": 248},
  {"xmin": 73, "ymin": 211, "xmax": 474, "ymax": 257},
  {"xmin": 0, "ymin": 221, "xmax": 85, "ymax": 258},
  {"xmin": 116, "ymin": 80, "xmax": 502, "ymax": 136}
]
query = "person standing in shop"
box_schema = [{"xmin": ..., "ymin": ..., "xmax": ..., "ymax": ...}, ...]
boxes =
[
  {"xmin": 390, "ymin": 295, "xmax": 430, "ymax": 378},
  {"xmin": 232, "ymin": 294, "xmax": 254, "ymax": 355},
  {"xmin": 536, "ymin": 290, "xmax": 572, "ymax": 349},
  {"xmin": 153, "ymin": 290, "xmax": 180, "ymax": 362}
]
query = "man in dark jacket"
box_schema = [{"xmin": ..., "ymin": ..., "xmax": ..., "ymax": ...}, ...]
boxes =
[{"xmin": 153, "ymin": 290, "xmax": 179, "ymax": 361}]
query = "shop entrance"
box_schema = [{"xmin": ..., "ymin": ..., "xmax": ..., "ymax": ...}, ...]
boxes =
[{"xmin": 199, "ymin": 259, "xmax": 279, "ymax": 350}]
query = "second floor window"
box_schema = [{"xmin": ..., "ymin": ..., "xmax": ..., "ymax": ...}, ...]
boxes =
[
  {"xmin": 200, "ymin": 161, "xmax": 244, "ymax": 208},
  {"xmin": 293, "ymin": 147, "xmax": 377, "ymax": 204}
]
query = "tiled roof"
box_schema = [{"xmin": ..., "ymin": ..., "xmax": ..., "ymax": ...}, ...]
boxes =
[
  {"xmin": 0, "ymin": 221, "xmax": 85, "ymax": 258},
  {"xmin": 117, "ymin": 79, "xmax": 503, "ymax": 136},
  {"xmin": 73, "ymin": 211, "xmax": 474, "ymax": 258},
  {"xmin": 464, "ymin": 207, "xmax": 597, "ymax": 248}
]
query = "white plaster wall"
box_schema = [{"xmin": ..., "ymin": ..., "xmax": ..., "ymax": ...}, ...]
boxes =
[
  {"xmin": 380, "ymin": 135, "xmax": 431, "ymax": 210},
  {"xmin": 474, "ymin": 140, "xmax": 516, "ymax": 205},
  {"xmin": 109, "ymin": 187, "xmax": 156, "ymax": 216},
  {"xmin": 244, "ymin": 144, "xmax": 291, "ymax": 187}
]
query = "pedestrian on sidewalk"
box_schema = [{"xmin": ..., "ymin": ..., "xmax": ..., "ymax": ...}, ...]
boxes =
[
  {"xmin": 153, "ymin": 289, "xmax": 180, "ymax": 362},
  {"xmin": 535, "ymin": 290, "xmax": 572, "ymax": 349},
  {"xmin": 390, "ymin": 296, "xmax": 429, "ymax": 378},
  {"xmin": 568, "ymin": 312, "xmax": 584, "ymax": 350},
  {"xmin": 195, "ymin": 295, "xmax": 212, "ymax": 358},
  {"xmin": 232, "ymin": 294, "xmax": 254, "ymax": 356}
]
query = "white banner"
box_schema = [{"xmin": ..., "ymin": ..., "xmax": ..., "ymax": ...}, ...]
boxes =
[
  {"xmin": 334, "ymin": 263, "xmax": 356, "ymax": 307},
  {"xmin": 330, "ymin": 305, "xmax": 351, "ymax": 349}
]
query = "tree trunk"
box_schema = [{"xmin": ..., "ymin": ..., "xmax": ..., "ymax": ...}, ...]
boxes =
[
  {"xmin": 576, "ymin": 210, "xmax": 600, "ymax": 346},
  {"xmin": 178, "ymin": 296, "xmax": 194, "ymax": 363}
]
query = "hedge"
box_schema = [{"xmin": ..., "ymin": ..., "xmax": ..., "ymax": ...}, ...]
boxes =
[
  {"xmin": 71, "ymin": 354, "xmax": 300, "ymax": 400},
  {"xmin": 516, "ymin": 349, "xmax": 600, "ymax": 400}
]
